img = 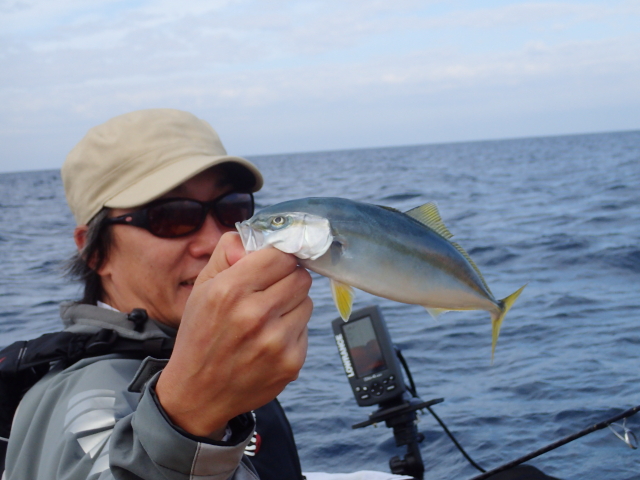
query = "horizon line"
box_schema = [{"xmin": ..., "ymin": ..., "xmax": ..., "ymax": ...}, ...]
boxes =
[{"xmin": 1, "ymin": 127, "xmax": 638, "ymax": 176}]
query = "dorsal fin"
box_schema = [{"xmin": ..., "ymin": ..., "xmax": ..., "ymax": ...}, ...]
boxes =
[
  {"xmin": 451, "ymin": 241, "xmax": 493, "ymax": 296},
  {"xmin": 404, "ymin": 202, "xmax": 453, "ymax": 240}
]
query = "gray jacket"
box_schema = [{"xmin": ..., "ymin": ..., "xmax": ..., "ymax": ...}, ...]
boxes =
[{"xmin": 4, "ymin": 303, "xmax": 258, "ymax": 480}]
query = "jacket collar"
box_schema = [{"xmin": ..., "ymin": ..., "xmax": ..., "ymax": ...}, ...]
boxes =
[{"xmin": 60, "ymin": 301, "xmax": 176, "ymax": 340}]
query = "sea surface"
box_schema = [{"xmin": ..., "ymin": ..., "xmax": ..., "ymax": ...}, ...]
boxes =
[{"xmin": 1, "ymin": 131, "xmax": 639, "ymax": 479}]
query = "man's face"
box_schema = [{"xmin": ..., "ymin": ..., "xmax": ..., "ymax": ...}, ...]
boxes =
[{"xmin": 97, "ymin": 166, "xmax": 236, "ymax": 328}]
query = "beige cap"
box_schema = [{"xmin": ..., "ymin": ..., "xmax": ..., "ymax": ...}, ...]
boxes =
[{"xmin": 62, "ymin": 109, "xmax": 263, "ymax": 226}]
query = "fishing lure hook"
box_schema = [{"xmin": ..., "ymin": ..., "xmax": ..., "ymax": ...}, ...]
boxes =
[{"xmin": 608, "ymin": 418, "xmax": 638, "ymax": 450}]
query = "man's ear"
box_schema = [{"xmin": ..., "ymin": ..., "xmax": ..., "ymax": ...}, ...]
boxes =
[{"xmin": 74, "ymin": 226, "xmax": 88, "ymax": 252}]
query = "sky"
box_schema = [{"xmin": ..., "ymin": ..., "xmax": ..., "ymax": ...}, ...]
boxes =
[{"xmin": 1, "ymin": 0, "xmax": 639, "ymax": 172}]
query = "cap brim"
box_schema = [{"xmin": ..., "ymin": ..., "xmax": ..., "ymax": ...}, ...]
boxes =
[{"xmin": 104, "ymin": 154, "xmax": 263, "ymax": 209}]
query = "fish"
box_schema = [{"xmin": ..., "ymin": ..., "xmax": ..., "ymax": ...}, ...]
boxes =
[{"xmin": 236, "ymin": 197, "xmax": 525, "ymax": 360}]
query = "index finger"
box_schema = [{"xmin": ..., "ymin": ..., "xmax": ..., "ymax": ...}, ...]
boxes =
[{"xmin": 197, "ymin": 232, "xmax": 301, "ymax": 292}]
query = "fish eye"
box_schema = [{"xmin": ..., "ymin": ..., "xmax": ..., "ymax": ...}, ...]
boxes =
[{"xmin": 271, "ymin": 216, "xmax": 286, "ymax": 227}]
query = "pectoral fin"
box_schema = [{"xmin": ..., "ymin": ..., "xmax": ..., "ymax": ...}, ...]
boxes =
[{"xmin": 331, "ymin": 279, "xmax": 354, "ymax": 321}]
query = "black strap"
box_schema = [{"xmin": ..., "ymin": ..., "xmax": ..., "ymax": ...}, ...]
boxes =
[{"xmin": 0, "ymin": 330, "xmax": 175, "ymax": 376}]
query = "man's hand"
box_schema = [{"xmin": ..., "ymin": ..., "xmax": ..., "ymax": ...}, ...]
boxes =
[{"xmin": 156, "ymin": 232, "xmax": 313, "ymax": 438}]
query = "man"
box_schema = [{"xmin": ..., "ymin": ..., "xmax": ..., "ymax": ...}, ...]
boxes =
[
  {"xmin": 3, "ymin": 109, "xmax": 559, "ymax": 480},
  {"xmin": 5, "ymin": 109, "xmax": 312, "ymax": 479}
]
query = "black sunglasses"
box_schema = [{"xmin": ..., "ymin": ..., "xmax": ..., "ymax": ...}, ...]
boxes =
[{"xmin": 106, "ymin": 192, "xmax": 254, "ymax": 238}]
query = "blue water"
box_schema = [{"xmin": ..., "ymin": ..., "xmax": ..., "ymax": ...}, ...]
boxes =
[{"xmin": 1, "ymin": 131, "xmax": 639, "ymax": 479}]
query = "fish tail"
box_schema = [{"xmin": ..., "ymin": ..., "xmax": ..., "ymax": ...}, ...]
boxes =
[{"xmin": 491, "ymin": 284, "xmax": 527, "ymax": 363}]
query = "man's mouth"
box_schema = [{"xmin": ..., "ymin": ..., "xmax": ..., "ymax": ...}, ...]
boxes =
[{"xmin": 180, "ymin": 279, "xmax": 196, "ymax": 287}]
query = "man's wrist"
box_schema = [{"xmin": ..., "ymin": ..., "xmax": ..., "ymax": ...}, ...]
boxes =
[{"xmin": 155, "ymin": 370, "xmax": 229, "ymax": 437}]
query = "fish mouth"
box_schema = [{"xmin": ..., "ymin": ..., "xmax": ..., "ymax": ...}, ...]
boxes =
[
  {"xmin": 236, "ymin": 221, "xmax": 265, "ymax": 253},
  {"xmin": 236, "ymin": 214, "xmax": 334, "ymax": 260}
]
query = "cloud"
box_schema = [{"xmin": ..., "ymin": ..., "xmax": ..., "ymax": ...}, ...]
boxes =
[
  {"xmin": 1, "ymin": 1, "xmax": 639, "ymax": 171},
  {"xmin": 417, "ymin": 2, "xmax": 640, "ymax": 29}
]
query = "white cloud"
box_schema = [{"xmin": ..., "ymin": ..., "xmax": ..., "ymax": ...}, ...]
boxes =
[{"xmin": 0, "ymin": 0, "xmax": 639, "ymax": 171}]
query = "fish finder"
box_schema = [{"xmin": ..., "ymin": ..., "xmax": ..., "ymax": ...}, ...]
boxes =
[{"xmin": 332, "ymin": 305, "xmax": 406, "ymax": 406}]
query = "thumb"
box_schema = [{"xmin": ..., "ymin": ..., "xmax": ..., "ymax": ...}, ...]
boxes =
[{"xmin": 194, "ymin": 232, "xmax": 247, "ymax": 287}]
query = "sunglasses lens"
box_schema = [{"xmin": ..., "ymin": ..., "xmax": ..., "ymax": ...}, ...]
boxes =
[
  {"xmin": 139, "ymin": 193, "xmax": 253, "ymax": 238},
  {"xmin": 147, "ymin": 200, "xmax": 203, "ymax": 237},
  {"xmin": 215, "ymin": 192, "xmax": 254, "ymax": 227}
]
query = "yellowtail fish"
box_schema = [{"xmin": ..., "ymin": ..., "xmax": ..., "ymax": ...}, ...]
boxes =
[{"xmin": 236, "ymin": 197, "xmax": 525, "ymax": 361}]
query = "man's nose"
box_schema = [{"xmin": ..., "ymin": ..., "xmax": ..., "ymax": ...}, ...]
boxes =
[{"xmin": 188, "ymin": 213, "xmax": 229, "ymax": 257}]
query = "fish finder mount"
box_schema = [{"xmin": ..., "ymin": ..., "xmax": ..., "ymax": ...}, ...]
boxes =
[{"xmin": 332, "ymin": 305, "xmax": 444, "ymax": 480}]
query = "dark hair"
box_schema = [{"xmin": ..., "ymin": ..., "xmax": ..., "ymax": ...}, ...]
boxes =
[{"xmin": 66, "ymin": 208, "xmax": 113, "ymax": 305}]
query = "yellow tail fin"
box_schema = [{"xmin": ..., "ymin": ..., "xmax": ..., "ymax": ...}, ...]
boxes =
[{"xmin": 491, "ymin": 284, "xmax": 527, "ymax": 363}]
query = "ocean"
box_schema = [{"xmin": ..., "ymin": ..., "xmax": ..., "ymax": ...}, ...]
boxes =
[{"xmin": 1, "ymin": 130, "xmax": 639, "ymax": 479}]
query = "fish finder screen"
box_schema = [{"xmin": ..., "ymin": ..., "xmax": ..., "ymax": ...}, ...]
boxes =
[{"xmin": 343, "ymin": 316, "xmax": 387, "ymax": 378}]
